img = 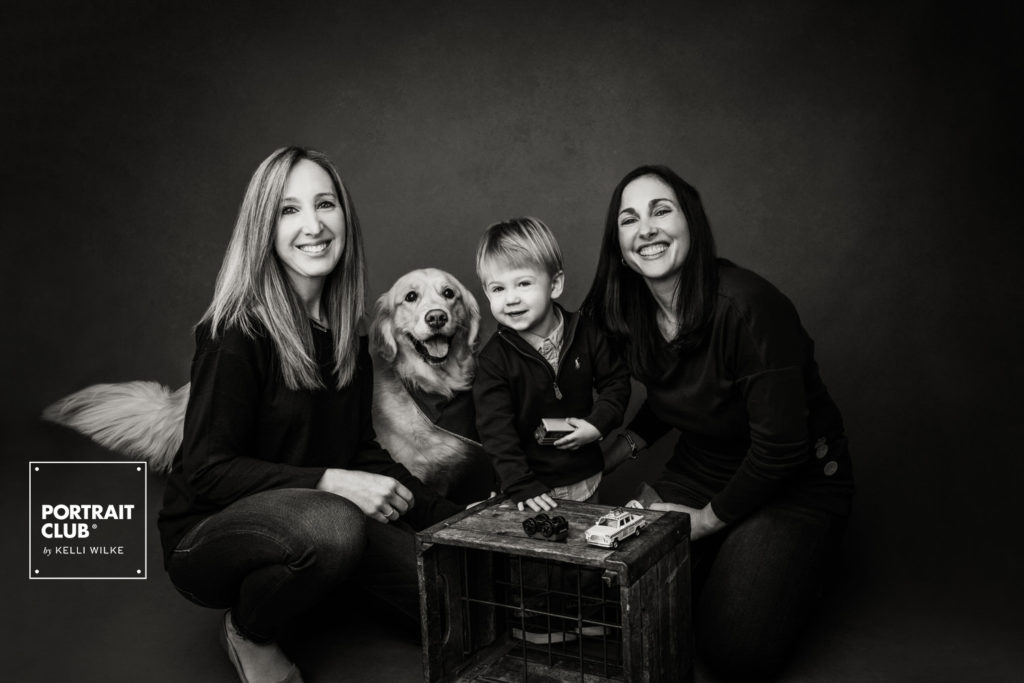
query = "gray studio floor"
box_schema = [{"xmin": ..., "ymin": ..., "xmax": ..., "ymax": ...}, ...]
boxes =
[{"xmin": 11, "ymin": 430, "xmax": 1023, "ymax": 682}]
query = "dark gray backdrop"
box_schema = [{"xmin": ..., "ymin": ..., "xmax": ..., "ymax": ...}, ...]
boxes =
[{"xmin": 4, "ymin": 1, "xmax": 1021, "ymax": 680}]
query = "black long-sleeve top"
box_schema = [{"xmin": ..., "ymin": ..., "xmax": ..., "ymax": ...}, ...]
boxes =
[
  {"xmin": 628, "ymin": 264, "xmax": 854, "ymax": 523},
  {"xmin": 473, "ymin": 306, "xmax": 631, "ymax": 502},
  {"xmin": 158, "ymin": 320, "xmax": 461, "ymax": 564}
]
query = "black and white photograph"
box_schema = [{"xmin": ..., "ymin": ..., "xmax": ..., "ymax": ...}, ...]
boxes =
[{"xmin": 4, "ymin": 1, "xmax": 1022, "ymax": 681}]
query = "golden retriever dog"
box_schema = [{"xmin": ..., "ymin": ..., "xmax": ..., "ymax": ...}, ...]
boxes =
[
  {"xmin": 369, "ymin": 268, "xmax": 493, "ymax": 503},
  {"xmin": 43, "ymin": 268, "xmax": 494, "ymax": 503}
]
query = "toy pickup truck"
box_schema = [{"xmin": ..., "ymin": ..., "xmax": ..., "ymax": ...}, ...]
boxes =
[{"xmin": 584, "ymin": 508, "xmax": 647, "ymax": 548}]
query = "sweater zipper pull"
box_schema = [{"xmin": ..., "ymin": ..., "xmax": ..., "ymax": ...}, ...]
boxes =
[{"xmin": 553, "ymin": 381, "xmax": 563, "ymax": 400}]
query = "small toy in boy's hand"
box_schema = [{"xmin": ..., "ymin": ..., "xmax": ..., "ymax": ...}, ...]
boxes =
[
  {"xmin": 522, "ymin": 512, "xmax": 569, "ymax": 541},
  {"xmin": 534, "ymin": 418, "xmax": 574, "ymax": 446}
]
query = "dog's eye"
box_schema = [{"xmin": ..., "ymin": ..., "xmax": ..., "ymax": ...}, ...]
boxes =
[
  {"xmin": 442, "ymin": 287, "xmax": 456, "ymax": 299},
  {"xmin": 404, "ymin": 291, "xmax": 418, "ymax": 303}
]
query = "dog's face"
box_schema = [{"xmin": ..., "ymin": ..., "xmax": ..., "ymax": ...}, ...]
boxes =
[{"xmin": 370, "ymin": 268, "xmax": 480, "ymax": 397}]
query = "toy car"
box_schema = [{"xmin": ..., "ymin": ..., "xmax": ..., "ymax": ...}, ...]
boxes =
[
  {"xmin": 522, "ymin": 513, "xmax": 569, "ymax": 541},
  {"xmin": 584, "ymin": 508, "xmax": 647, "ymax": 548}
]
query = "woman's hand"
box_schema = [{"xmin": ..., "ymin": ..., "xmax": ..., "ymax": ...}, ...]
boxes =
[
  {"xmin": 553, "ymin": 418, "xmax": 601, "ymax": 450},
  {"xmin": 649, "ymin": 501, "xmax": 726, "ymax": 541},
  {"xmin": 316, "ymin": 468, "xmax": 414, "ymax": 524},
  {"xmin": 517, "ymin": 493, "xmax": 558, "ymax": 512}
]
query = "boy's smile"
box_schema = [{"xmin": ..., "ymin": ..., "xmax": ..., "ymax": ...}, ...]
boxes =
[{"xmin": 482, "ymin": 265, "xmax": 564, "ymax": 338}]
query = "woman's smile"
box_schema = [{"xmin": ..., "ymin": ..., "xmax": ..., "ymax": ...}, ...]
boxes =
[
  {"xmin": 295, "ymin": 239, "xmax": 332, "ymax": 255},
  {"xmin": 637, "ymin": 242, "xmax": 669, "ymax": 259}
]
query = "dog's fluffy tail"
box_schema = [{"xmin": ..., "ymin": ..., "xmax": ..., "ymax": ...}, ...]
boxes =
[{"xmin": 42, "ymin": 382, "xmax": 190, "ymax": 474}]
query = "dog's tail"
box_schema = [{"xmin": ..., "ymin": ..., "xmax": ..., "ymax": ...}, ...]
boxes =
[{"xmin": 42, "ymin": 382, "xmax": 190, "ymax": 474}]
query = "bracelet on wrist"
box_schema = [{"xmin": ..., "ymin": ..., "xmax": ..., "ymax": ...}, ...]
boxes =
[{"xmin": 618, "ymin": 431, "xmax": 640, "ymax": 460}]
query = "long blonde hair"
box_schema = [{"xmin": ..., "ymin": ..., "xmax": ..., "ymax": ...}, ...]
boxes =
[{"xmin": 201, "ymin": 146, "xmax": 368, "ymax": 390}]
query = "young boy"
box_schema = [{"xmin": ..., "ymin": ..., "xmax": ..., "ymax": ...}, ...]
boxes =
[
  {"xmin": 473, "ymin": 217, "xmax": 631, "ymax": 512},
  {"xmin": 473, "ymin": 217, "xmax": 631, "ymax": 643}
]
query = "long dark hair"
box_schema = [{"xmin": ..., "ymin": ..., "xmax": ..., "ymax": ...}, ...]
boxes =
[{"xmin": 582, "ymin": 165, "xmax": 719, "ymax": 381}]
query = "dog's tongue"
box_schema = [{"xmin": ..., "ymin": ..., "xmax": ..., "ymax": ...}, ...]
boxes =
[{"xmin": 424, "ymin": 338, "xmax": 450, "ymax": 359}]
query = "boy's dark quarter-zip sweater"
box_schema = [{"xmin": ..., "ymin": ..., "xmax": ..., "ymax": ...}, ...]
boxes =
[{"xmin": 473, "ymin": 305, "xmax": 631, "ymax": 502}]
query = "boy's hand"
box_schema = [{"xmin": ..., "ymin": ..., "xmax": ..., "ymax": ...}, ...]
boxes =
[
  {"xmin": 553, "ymin": 418, "xmax": 601, "ymax": 450},
  {"xmin": 517, "ymin": 493, "xmax": 557, "ymax": 512}
]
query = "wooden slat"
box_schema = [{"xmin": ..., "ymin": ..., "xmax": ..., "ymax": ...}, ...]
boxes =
[
  {"xmin": 417, "ymin": 539, "xmax": 446, "ymax": 682},
  {"xmin": 619, "ymin": 578, "xmax": 643, "ymax": 682},
  {"xmin": 669, "ymin": 542, "xmax": 694, "ymax": 682}
]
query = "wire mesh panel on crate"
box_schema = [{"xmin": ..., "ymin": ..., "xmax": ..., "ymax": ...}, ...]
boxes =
[{"xmin": 417, "ymin": 498, "xmax": 692, "ymax": 682}]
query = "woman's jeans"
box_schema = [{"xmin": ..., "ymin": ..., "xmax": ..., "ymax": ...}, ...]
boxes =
[
  {"xmin": 654, "ymin": 479, "xmax": 848, "ymax": 679},
  {"xmin": 166, "ymin": 488, "xmax": 418, "ymax": 644}
]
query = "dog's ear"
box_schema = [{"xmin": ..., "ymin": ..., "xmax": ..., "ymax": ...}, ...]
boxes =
[
  {"xmin": 460, "ymin": 282, "xmax": 482, "ymax": 352},
  {"xmin": 370, "ymin": 291, "xmax": 398, "ymax": 362}
]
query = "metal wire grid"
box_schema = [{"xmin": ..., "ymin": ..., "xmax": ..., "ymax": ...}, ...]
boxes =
[{"xmin": 457, "ymin": 551, "xmax": 626, "ymax": 681}]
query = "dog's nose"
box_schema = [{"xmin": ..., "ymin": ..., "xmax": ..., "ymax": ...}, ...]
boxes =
[{"xmin": 425, "ymin": 309, "xmax": 448, "ymax": 329}]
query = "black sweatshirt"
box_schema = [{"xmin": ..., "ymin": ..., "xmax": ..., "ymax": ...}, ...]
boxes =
[
  {"xmin": 628, "ymin": 264, "xmax": 854, "ymax": 523},
  {"xmin": 158, "ymin": 320, "xmax": 461, "ymax": 563},
  {"xmin": 473, "ymin": 306, "xmax": 631, "ymax": 502}
]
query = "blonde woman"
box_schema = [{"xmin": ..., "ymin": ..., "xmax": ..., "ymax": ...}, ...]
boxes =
[{"xmin": 158, "ymin": 147, "xmax": 460, "ymax": 683}]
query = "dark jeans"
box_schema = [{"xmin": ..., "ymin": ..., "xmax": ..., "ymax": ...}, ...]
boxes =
[
  {"xmin": 166, "ymin": 488, "xmax": 419, "ymax": 644},
  {"xmin": 654, "ymin": 479, "xmax": 847, "ymax": 680}
]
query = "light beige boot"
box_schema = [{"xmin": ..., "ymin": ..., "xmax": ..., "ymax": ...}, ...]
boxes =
[{"xmin": 220, "ymin": 611, "xmax": 303, "ymax": 683}]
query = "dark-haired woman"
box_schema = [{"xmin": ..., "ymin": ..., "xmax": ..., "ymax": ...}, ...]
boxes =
[{"xmin": 585, "ymin": 166, "xmax": 853, "ymax": 680}]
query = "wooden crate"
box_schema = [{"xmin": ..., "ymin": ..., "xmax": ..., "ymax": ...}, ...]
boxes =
[{"xmin": 417, "ymin": 498, "xmax": 692, "ymax": 682}]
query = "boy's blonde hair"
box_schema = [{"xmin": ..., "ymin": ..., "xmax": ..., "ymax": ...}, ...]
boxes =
[{"xmin": 475, "ymin": 217, "xmax": 564, "ymax": 283}]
